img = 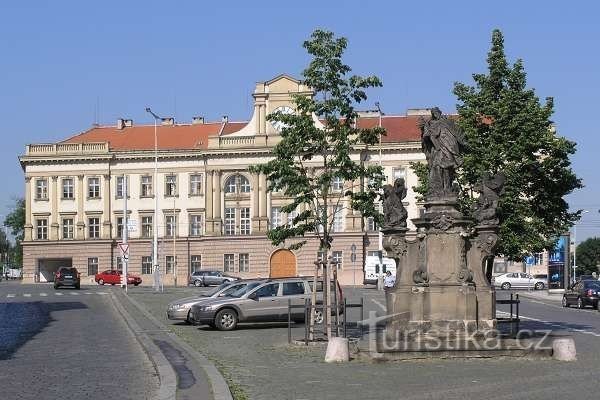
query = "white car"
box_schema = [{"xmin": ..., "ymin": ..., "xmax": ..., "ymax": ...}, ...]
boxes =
[{"xmin": 492, "ymin": 272, "xmax": 545, "ymax": 290}]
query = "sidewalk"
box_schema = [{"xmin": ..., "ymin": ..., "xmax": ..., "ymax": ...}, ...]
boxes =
[{"xmin": 516, "ymin": 289, "xmax": 563, "ymax": 303}]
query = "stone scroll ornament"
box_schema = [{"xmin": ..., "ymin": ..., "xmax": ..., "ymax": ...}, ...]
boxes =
[
  {"xmin": 382, "ymin": 178, "xmax": 408, "ymax": 229},
  {"xmin": 419, "ymin": 107, "xmax": 466, "ymax": 199},
  {"xmin": 473, "ymin": 172, "xmax": 506, "ymax": 226}
]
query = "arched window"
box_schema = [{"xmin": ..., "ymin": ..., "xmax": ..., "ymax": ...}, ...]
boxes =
[{"xmin": 224, "ymin": 174, "xmax": 251, "ymax": 194}]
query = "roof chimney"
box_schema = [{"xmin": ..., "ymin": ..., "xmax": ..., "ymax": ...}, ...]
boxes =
[
  {"xmin": 161, "ymin": 117, "xmax": 175, "ymax": 126},
  {"xmin": 406, "ymin": 108, "xmax": 431, "ymax": 116},
  {"xmin": 117, "ymin": 118, "xmax": 133, "ymax": 130},
  {"xmin": 192, "ymin": 116, "xmax": 205, "ymax": 125}
]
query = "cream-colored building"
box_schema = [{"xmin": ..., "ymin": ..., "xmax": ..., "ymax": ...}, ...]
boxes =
[{"xmin": 19, "ymin": 74, "xmax": 427, "ymax": 285}]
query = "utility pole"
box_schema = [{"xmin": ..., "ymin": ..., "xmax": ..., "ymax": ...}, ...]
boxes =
[
  {"xmin": 173, "ymin": 193, "xmax": 177, "ymax": 287},
  {"xmin": 122, "ymin": 175, "xmax": 128, "ymax": 292},
  {"xmin": 145, "ymin": 108, "xmax": 163, "ymax": 292}
]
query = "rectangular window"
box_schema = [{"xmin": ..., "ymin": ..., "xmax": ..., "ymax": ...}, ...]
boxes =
[
  {"xmin": 332, "ymin": 251, "xmax": 343, "ymax": 269},
  {"xmin": 62, "ymin": 218, "xmax": 74, "ymax": 239},
  {"xmin": 240, "ymin": 207, "xmax": 251, "ymax": 235},
  {"xmin": 165, "ymin": 174, "xmax": 177, "ymax": 197},
  {"xmin": 330, "ymin": 176, "xmax": 344, "ymax": 192},
  {"xmin": 88, "ymin": 217, "xmax": 100, "ymax": 238},
  {"xmin": 141, "ymin": 176, "xmax": 153, "ymax": 197},
  {"xmin": 189, "ymin": 174, "xmax": 202, "ymax": 196},
  {"xmin": 189, "ymin": 214, "xmax": 202, "ymax": 236},
  {"xmin": 165, "ymin": 215, "xmax": 177, "ymax": 237},
  {"xmin": 393, "ymin": 167, "xmax": 406, "ymax": 182},
  {"xmin": 190, "ymin": 255, "xmax": 202, "ymax": 273},
  {"xmin": 165, "ymin": 255, "xmax": 177, "ymax": 274},
  {"xmin": 368, "ymin": 250, "xmax": 382, "ymax": 258},
  {"xmin": 239, "ymin": 253, "xmax": 249, "ymax": 273},
  {"xmin": 283, "ymin": 282, "xmax": 306, "ymax": 295},
  {"xmin": 367, "ymin": 217, "xmax": 378, "ymax": 232},
  {"xmin": 332, "ymin": 206, "xmax": 344, "ymax": 233},
  {"xmin": 116, "ymin": 176, "xmax": 128, "ymax": 198},
  {"xmin": 36, "ymin": 218, "xmax": 48, "ymax": 240},
  {"xmin": 270, "ymin": 207, "xmax": 282, "ymax": 229},
  {"xmin": 224, "ymin": 254, "xmax": 235, "ymax": 272},
  {"xmin": 35, "ymin": 178, "xmax": 48, "ymax": 200},
  {"xmin": 116, "ymin": 216, "xmax": 130, "ymax": 239},
  {"xmin": 87, "ymin": 257, "xmax": 99, "ymax": 276},
  {"xmin": 141, "ymin": 216, "xmax": 153, "ymax": 238},
  {"xmin": 224, "ymin": 207, "xmax": 236, "ymax": 235},
  {"xmin": 142, "ymin": 256, "xmax": 153, "ymax": 275},
  {"xmin": 493, "ymin": 262, "xmax": 507, "ymax": 274},
  {"xmin": 62, "ymin": 178, "xmax": 74, "ymax": 199},
  {"xmin": 115, "ymin": 256, "xmax": 123, "ymax": 271},
  {"xmin": 88, "ymin": 177, "xmax": 100, "ymax": 198},
  {"xmin": 286, "ymin": 210, "xmax": 298, "ymax": 227}
]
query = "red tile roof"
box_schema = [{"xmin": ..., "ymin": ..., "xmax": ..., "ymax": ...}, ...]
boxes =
[{"xmin": 61, "ymin": 116, "xmax": 422, "ymax": 151}]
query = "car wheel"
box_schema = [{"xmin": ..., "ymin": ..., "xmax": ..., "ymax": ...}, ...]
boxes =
[
  {"xmin": 501, "ymin": 282, "xmax": 511, "ymax": 290},
  {"xmin": 75, "ymin": 285, "xmax": 80, "ymax": 290},
  {"xmin": 562, "ymin": 296, "xmax": 569, "ymax": 308},
  {"xmin": 215, "ymin": 309, "xmax": 238, "ymax": 331},
  {"xmin": 98, "ymin": 279, "xmax": 104, "ymax": 285},
  {"xmin": 534, "ymin": 282, "xmax": 544, "ymax": 290},
  {"xmin": 314, "ymin": 309, "xmax": 324, "ymax": 325},
  {"xmin": 111, "ymin": 283, "xmax": 115, "ymax": 286},
  {"xmin": 194, "ymin": 280, "xmax": 202, "ymax": 287},
  {"xmin": 577, "ymin": 297, "xmax": 584, "ymax": 309},
  {"xmin": 134, "ymin": 283, "xmax": 140, "ymax": 287},
  {"xmin": 54, "ymin": 284, "xmax": 59, "ymax": 290}
]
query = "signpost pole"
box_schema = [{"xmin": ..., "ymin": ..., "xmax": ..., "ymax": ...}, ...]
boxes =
[{"xmin": 122, "ymin": 175, "xmax": 128, "ymax": 293}]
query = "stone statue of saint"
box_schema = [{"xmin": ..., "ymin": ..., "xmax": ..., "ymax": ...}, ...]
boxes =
[
  {"xmin": 473, "ymin": 172, "xmax": 506, "ymax": 225},
  {"xmin": 382, "ymin": 178, "xmax": 408, "ymax": 229},
  {"xmin": 419, "ymin": 107, "xmax": 465, "ymax": 199}
]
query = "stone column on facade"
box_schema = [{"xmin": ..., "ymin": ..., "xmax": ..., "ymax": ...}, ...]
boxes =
[
  {"xmin": 76, "ymin": 175, "xmax": 85, "ymax": 240},
  {"xmin": 204, "ymin": 170, "xmax": 214, "ymax": 234},
  {"xmin": 259, "ymin": 105, "xmax": 266, "ymax": 134},
  {"xmin": 24, "ymin": 177, "xmax": 33, "ymax": 241},
  {"xmin": 258, "ymin": 172, "xmax": 268, "ymax": 232},
  {"xmin": 251, "ymin": 173, "xmax": 260, "ymax": 232},
  {"xmin": 212, "ymin": 169, "xmax": 222, "ymax": 235},
  {"xmin": 254, "ymin": 104, "xmax": 261, "ymax": 134},
  {"xmin": 102, "ymin": 174, "xmax": 111, "ymax": 239},
  {"xmin": 50, "ymin": 176, "xmax": 59, "ymax": 240}
]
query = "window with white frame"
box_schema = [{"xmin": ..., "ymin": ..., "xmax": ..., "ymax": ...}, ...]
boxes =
[
  {"xmin": 190, "ymin": 255, "xmax": 202, "ymax": 273},
  {"xmin": 62, "ymin": 218, "xmax": 74, "ymax": 239},
  {"xmin": 88, "ymin": 217, "xmax": 100, "ymax": 238},
  {"xmin": 224, "ymin": 174, "xmax": 251, "ymax": 194},
  {"xmin": 141, "ymin": 216, "xmax": 153, "ymax": 238},
  {"xmin": 189, "ymin": 174, "xmax": 202, "ymax": 196},
  {"xmin": 62, "ymin": 178, "xmax": 74, "ymax": 199},
  {"xmin": 141, "ymin": 175, "xmax": 153, "ymax": 197},
  {"xmin": 165, "ymin": 174, "xmax": 177, "ymax": 197},
  {"xmin": 240, "ymin": 176, "xmax": 251, "ymax": 193},
  {"xmin": 189, "ymin": 214, "xmax": 202, "ymax": 236},
  {"xmin": 116, "ymin": 216, "xmax": 129, "ymax": 238},
  {"xmin": 332, "ymin": 251, "xmax": 343, "ymax": 269},
  {"xmin": 270, "ymin": 207, "xmax": 282, "ymax": 229},
  {"xmin": 287, "ymin": 209, "xmax": 298, "ymax": 227},
  {"xmin": 88, "ymin": 177, "xmax": 100, "ymax": 198},
  {"xmin": 332, "ymin": 206, "xmax": 344, "ymax": 232},
  {"xmin": 87, "ymin": 257, "xmax": 99, "ymax": 276},
  {"xmin": 224, "ymin": 254, "xmax": 235, "ymax": 272},
  {"xmin": 115, "ymin": 256, "xmax": 123, "ymax": 271},
  {"xmin": 239, "ymin": 253, "xmax": 249, "ymax": 272},
  {"xmin": 142, "ymin": 256, "xmax": 153, "ymax": 274},
  {"xmin": 165, "ymin": 215, "xmax": 177, "ymax": 237},
  {"xmin": 36, "ymin": 218, "xmax": 48, "ymax": 239},
  {"xmin": 35, "ymin": 178, "xmax": 48, "ymax": 200},
  {"xmin": 330, "ymin": 176, "xmax": 344, "ymax": 192},
  {"xmin": 165, "ymin": 255, "xmax": 177, "ymax": 274},
  {"xmin": 367, "ymin": 217, "xmax": 378, "ymax": 232},
  {"xmin": 240, "ymin": 207, "xmax": 251, "ymax": 235},
  {"xmin": 224, "ymin": 208, "xmax": 236, "ymax": 235},
  {"xmin": 392, "ymin": 167, "xmax": 406, "ymax": 182},
  {"xmin": 116, "ymin": 176, "xmax": 128, "ymax": 198}
]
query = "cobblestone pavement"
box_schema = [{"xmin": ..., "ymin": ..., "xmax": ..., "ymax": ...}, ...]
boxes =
[
  {"xmin": 0, "ymin": 282, "xmax": 158, "ymax": 400},
  {"xmin": 130, "ymin": 285, "xmax": 600, "ymax": 400}
]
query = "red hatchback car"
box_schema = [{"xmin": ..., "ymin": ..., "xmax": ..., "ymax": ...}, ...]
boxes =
[{"xmin": 95, "ymin": 270, "xmax": 142, "ymax": 286}]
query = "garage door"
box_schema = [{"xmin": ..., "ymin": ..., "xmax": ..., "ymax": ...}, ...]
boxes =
[
  {"xmin": 269, "ymin": 250, "xmax": 297, "ymax": 278},
  {"xmin": 38, "ymin": 259, "xmax": 72, "ymax": 282}
]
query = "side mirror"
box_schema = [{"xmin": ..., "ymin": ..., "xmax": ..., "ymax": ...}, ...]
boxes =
[{"xmin": 248, "ymin": 292, "xmax": 258, "ymax": 301}]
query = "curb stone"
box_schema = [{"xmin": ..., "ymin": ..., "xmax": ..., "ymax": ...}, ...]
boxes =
[
  {"xmin": 109, "ymin": 293, "xmax": 177, "ymax": 400},
  {"xmin": 124, "ymin": 292, "xmax": 234, "ymax": 400}
]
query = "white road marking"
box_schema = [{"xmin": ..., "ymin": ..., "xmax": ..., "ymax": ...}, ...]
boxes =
[
  {"xmin": 97, "ymin": 292, "xmax": 108, "ymax": 295},
  {"xmin": 84, "ymin": 292, "xmax": 93, "ymax": 295},
  {"xmin": 371, "ymin": 298, "xmax": 386, "ymax": 311},
  {"xmin": 70, "ymin": 292, "xmax": 79, "ymax": 295},
  {"xmin": 23, "ymin": 293, "xmax": 31, "ymax": 297},
  {"xmin": 39, "ymin": 293, "xmax": 47, "ymax": 297},
  {"xmin": 7, "ymin": 294, "xmax": 15, "ymax": 298},
  {"xmin": 497, "ymin": 311, "xmax": 600, "ymax": 337},
  {"xmin": 55, "ymin": 292, "xmax": 63, "ymax": 296}
]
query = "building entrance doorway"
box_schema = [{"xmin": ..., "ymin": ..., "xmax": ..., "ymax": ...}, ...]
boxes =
[
  {"xmin": 269, "ymin": 249, "xmax": 297, "ymax": 278},
  {"xmin": 37, "ymin": 258, "xmax": 72, "ymax": 282}
]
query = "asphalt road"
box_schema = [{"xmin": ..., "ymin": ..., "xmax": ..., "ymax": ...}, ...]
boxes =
[{"xmin": 0, "ymin": 281, "xmax": 158, "ymax": 400}]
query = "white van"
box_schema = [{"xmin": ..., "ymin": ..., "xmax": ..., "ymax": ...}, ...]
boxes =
[{"xmin": 363, "ymin": 255, "xmax": 396, "ymax": 285}]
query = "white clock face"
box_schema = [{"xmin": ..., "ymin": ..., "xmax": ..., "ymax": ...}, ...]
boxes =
[{"xmin": 270, "ymin": 106, "xmax": 294, "ymax": 131}]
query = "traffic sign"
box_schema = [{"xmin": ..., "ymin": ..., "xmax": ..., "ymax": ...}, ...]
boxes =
[
  {"xmin": 118, "ymin": 243, "xmax": 130, "ymax": 258},
  {"xmin": 127, "ymin": 219, "xmax": 137, "ymax": 232}
]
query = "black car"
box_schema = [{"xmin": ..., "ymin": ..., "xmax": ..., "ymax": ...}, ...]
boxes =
[
  {"xmin": 54, "ymin": 267, "xmax": 81, "ymax": 290},
  {"xmin": 188, "ymin": 270, "xmax": 238, "ymax": 287},
  {"xmin": 562, "ymin": 279, "xmax": 600, "ymax": 309}
]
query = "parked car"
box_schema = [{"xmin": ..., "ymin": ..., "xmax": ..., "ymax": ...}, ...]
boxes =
[
  {"xmin": 562, "ymin": 280, "xmax": 600, "ymax": 309},
  {"xmin": 95, "ymin": 270, "xmax": 142, "ymax": 286},
  {"xmin": 54, "ymin": 267, "xmax": 81, "ymax": 289},
  {"xmin": 576, "ymin": 275, "xmax": 597, "ymax": 282},
  {"xmin": 167, "ymin": 279, "xmax": 265, "ymax": 323},
  {"xmin": 492, "ymin": 272, "xmax": 546, "ymax": 290},
  {"xmin": 188, "ymin": 277, "xmax": 344, "ymax": 331},
  {"xmin": 188, "ymin": 270, "xmax": 238, "ymax": 287}
]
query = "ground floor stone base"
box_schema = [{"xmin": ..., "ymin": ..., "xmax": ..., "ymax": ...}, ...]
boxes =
[{"xmin": 21, "ymin": 233, "xmax": 382, "ymax": 286}]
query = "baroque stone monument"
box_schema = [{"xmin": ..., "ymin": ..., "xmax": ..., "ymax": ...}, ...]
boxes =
[{"xmin": 380, "ymin": 107, "xmax": 504, "ymax": 354}]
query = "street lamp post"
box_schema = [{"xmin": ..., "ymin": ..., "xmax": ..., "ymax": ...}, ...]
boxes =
[
  {"xmin": 573, "ymin": 209, "xmax": 590, "ymax": 284},
  {"xmin": 145, "ymin": 108, "xmax": 162, "ymax": 292}
]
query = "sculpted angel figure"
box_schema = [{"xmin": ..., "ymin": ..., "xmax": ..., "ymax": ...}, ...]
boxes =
[{"xmin": 382, "ymin": 178, "xmax": 408, "ymax": 229}]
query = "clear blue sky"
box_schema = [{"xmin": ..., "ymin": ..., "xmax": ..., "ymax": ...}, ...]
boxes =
[{"xmin": 1, "ymin": 0, "xmax": 598, "ymax": 241}]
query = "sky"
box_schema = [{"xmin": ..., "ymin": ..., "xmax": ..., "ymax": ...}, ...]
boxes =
[{"xmin": 0, "ymin": 0, "xmax": 599, "ymax": 242}]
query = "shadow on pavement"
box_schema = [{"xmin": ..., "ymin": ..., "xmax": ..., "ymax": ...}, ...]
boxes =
[{"xmin": 0, "ymin": 301, "xmax": 88, "ymax": 360}]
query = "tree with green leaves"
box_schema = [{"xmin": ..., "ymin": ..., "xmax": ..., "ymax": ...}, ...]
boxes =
[
  {"xmin": 576, "ymin": 237, "xmax": 600, "ymax": 276},
  {"xmin": 250, "ymin": 29, "xmax": 384, "ymax": 256},
  {"xmin": 412, "ymin": 29, "xmax": 581, "ymax": 259},
  {"xmin": 4, "ymin": 197, "xmax": 25, "ymax": 267}
]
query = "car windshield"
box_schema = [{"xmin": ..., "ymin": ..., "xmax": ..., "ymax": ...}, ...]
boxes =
[
  {"xmin": 228, "ymin": 282, "xmax": 261, "ymax": 298},
  {"xmin": 584, "ymin": 281, "xmax": 600, "ymax": 289},
  {"xmin": 204, "ymin": 282, "xmax": 231, "ymax": 296}
]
